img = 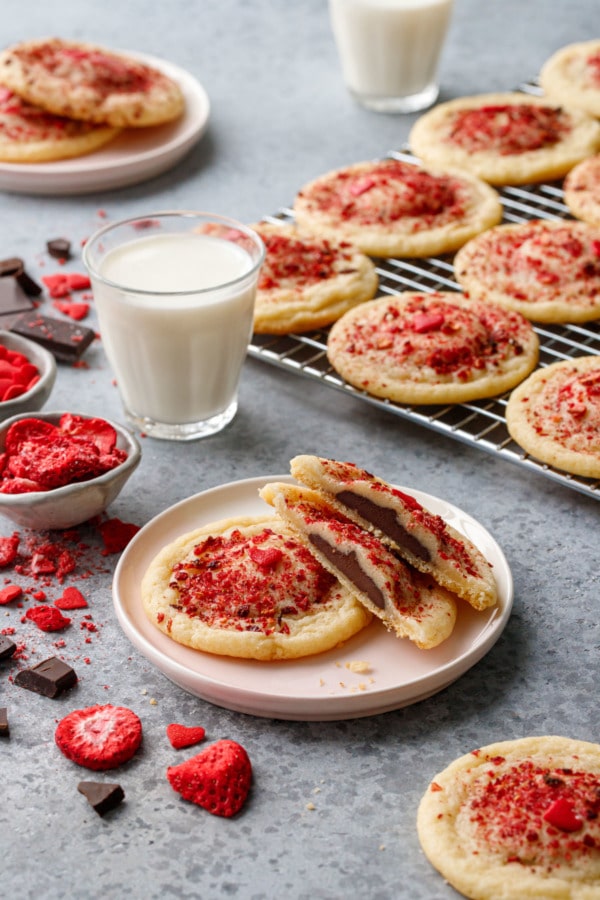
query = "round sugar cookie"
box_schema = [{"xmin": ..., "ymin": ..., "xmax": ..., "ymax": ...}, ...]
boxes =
[
  {"xmin": 0, "ymin": 86, "xmax": 120, "ymax": 162},
  {"xmin": 141, "ymin": 514, "xmax": 371, "ymax": 661},
  {"xmin": 506, "ymin": 356, "xmax": 600, "ymax": 479},
  {"xmin": 454, "ymin": 218, "xmax": 600, "ymax": 324},
  {"xmin": 417, "ymin": 735, "xmax": 600, "ymax": 900},
  {"xmin": 327, "ymin": 291, "xmax": 539, "ymax": 405},
  {"xmin": 293, "ymin": 157, "xmax": 503, "ymax": 258},
  {"xmin": 250, "ymin": 222, "xmax": 378, "ymax": 334},
  {"xmin": 0, "ymin": 38, "xmax": 185, "ymax": 127},
  {"xmin": 409, "ymin": 92, "xmax": 600, "ymax": 185},
  {"xmin": 540, "ymin": 40, "xmax": 600, "ymax": 118},
  {"xmin": 564, "ymin": 154, "xmax": 600, "ymax": 226}
]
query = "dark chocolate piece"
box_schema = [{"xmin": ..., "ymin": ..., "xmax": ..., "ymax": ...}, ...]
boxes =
[
  {"xmin": 47, "ymin": 238, "xmax": 72, "ymax": 260},
  {"xmin": 337, "ymin": 490, "xmax": 431, "ymax": 562},
  {"xmin": 0, "ymin": 277, "xmax": 34, "ymax": 316},
  {"xmin": 309, "ymin": 533, "xmax": 385, "ymax": 609},
  {"xmin": 78, "ymin": 781, "xmax": 125, "ymax": 816},
  {"xmin": 0, "ymin": 634, "xmax": 16, "ymax": 660},
  {"xmin": 0, "ymin": 257, "xmax": 43, "ymax": 297},
  {"xmin": 10, "ymin": 312, "xmax": 95, "ymax": 362},
  {"xmin": 15, "ymin": 269, "xmax": 43, "ymax": 298},
  {"xmin": 0, "ymin": 707, "xmax": 8, "ymax": 737},
  {"xmin": 0, "ymin": 256, "xmax": 24, "ymax": 278},
  {"xmin": 14, "ymin": 656, "xmax": 77, "ymax": 698}
]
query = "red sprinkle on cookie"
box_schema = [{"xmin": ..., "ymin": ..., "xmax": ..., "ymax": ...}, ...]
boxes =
[
  {"xmin": 55, "ymin": 703, "xmax": 142, "ymax": 770},
  {"xmin": 166, "ymin": 739, "xmax": 252, "ymax": 817},
  {"xmin": 166, "ymin": 723, "xmax": 206, "ymax": 750}
]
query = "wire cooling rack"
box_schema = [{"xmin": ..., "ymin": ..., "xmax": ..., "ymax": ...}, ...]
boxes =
[{"xmin": 248, "ymin": 140, "xmax": 600, "ymax": 502}]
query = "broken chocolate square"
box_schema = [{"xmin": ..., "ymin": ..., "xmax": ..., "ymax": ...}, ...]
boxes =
[
  {"xmin": 14, "ymin": 656, "xmax": 77, "ymax": 698},
  {"xmin": 0, "ymin": 634, "xmax": 16, "ymax": 660},
  {"xmin": 78, "ymin": 781, "xmax": 125, "ymax": 816},
  {"xmin": 47, "ymin": 238, "xmax": 72, "ymax": 260},
  {"xmin": 0, "ymin": 257, "xmax": 42, "ymax": 297},
  {"xmin": 10, "ymin": 312, "xmax": 95, "ymax": 362},
  {"xmin": 0, "ymin": 277, "xmax": 34, "ymax": 317},
  {"xmin": 0, "ymin": 707, "xmax": 8, "ymax": 737}
]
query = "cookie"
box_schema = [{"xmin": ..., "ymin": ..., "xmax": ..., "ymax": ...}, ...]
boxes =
[
  {"xmin": 0, "ymin": 38, "xmax": 185, "ymax": 128},
  {"xmin": 564, "ymin": 154, "xmax": 600, "ymax": 226},
  {"xmin": 409, "ymin": 92, "xmax": 600, "ymax": 185},
  {"xmin": 326, "ymin": 291, "xmax": 539, "ymax": 405},
  {"xmin": 0, "ymin": 86, "xmax": 120, "ymax": 162},
  {"xmin": 417, "ymin": 735, "xmax": 600, "ymax": 900},
  {"xmin": 259, "ymin": 482, "xmax": 458, "ymax": 650},
  {"xmin": 250, "ymin": 222, "xmax": 378, "ymax": 334},
  {"xmin": 540, "ymin": 40, "xmax": 600, "ymax": 118},
  {"xmin": 454, "ymin": 219, "xmax": 600, "ymax": 324},
  {"xmin": 141, "ymin": 514, "xmax": 371, "ymax": 661},
  {"xmin": 506, "ymin": 356, "xmax": 600, "ymax": 479},
  {"xmin": 289, "ymin": 455, "xmax": 498, "ymax": 611},
  {"xmin": 293, "ymin": 157, "xmax": 503, "ymax": 258}
]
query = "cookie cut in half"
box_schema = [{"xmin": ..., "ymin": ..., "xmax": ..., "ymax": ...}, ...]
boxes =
[
  {"xmin": 409, "ymin": 91, "xmax": 600, "ymax": 185},
  {"xmin": 417, "ymin": 735, "xmax": 600, "ymax": 900},
  {"xmin": 540, "ymin": 40, "xmax": 600, "ymax": 118},
  {"xmin": 259, "ymin": 482, "xmax": 458, "ymax": 650},
  {"xmin": 141, "ymin": 514, "xmax": 371, "ymax": 661},
  {"xmin": 506, "ymin": 356, "xmax": 600, "ymax": 479},
  {"xmin": 293, "ymin": 157, "xmax": 502, "ymax": 258},
  {"xmin": 290, "ymin": 455, "xmax": 497, "ymax": 611}
]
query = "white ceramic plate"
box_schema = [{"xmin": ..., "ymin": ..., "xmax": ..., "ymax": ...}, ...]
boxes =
[
  {"xmin": 0, "ymin": 52, "xmax": 210, "ymax": 195},
  {"xmin": 113, "ymin": 475, "xmax": 513, "ymax": 721}
]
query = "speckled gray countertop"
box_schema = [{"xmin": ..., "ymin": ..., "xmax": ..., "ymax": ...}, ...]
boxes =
[{"xmin": 2, "ymin": 1, "xmax": 600, "ymax": 897}]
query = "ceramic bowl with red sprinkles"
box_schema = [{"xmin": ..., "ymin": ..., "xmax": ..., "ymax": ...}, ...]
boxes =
[
  {"xmin": 0, "ymin": 331, "xmax": 56, "ymax": 422},
  {"xmin": 0, "ymin": 410, "xmax": 141, "ymax": 529}
]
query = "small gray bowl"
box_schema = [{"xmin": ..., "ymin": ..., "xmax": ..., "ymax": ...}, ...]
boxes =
[
  {"xmin": 0, "ymin": 330, "xmax": 57, "ymax": 422},
  {"xmin": 0, "ymin": 410, "xmax": 141, "ymax": 530}
]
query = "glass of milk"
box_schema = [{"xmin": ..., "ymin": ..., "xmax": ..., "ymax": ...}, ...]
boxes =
[
  {"xmin": 83, "ymin": 212, "xmax": 265, "ymax": 441},
  {"xmin": 329, "ymin": 0, "xmax": 454, "ymax": 113}
]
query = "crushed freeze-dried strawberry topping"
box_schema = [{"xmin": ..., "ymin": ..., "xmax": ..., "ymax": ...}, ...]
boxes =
[
  {"xmin": 465, "ymin": 758, "xmax": 600, "ymax": 867},
  {"xmin": 526, "ymin": 363, "xmax": 600, "ymax": 454},
  {"xmin": 447, "ymin": 103, "xmax": 570, "ymax": 155},
  {"xmin": 169, "ymin": 528, "xmax": 336, "ymax": 633},
  {"xmin": 587, "ymin": 51, "xmax": 600, "ymax": 87},
  {"xmin": 0, "ymin": 88, "xmax": 102, "ymax": 142},
  {"xmin": 299, "ymin": 160, "xmax": 468, "ymax": 229},
  {"xmin": 256, "ymin": 230, "xmax": 355, "ymax": 291}
]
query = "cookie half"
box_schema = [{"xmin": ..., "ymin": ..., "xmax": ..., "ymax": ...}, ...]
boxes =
[
  {"xmin": 506, "ymin": 356, "xmax": 600, "ymax": 479},
  {"xmin": 326, "ymin": 291, "xmax": 539, "ymax": 405},
  {"xmin": 293, "ymin": 157, "xmax": 502, "ymax": 258},
  {"xmin": 260, "ymin": 482, "xmax": 457, "ymax": 650},
  {"xmin": 409, "ymin": 92, "xmax": 600, "ymax": 185},
  {"xmin": 417, "ymin": 735, "xmax": 600, "ymax": 900},
  {"xmin": 540, "ymin": 40, "xmax": 600, "ymax": 118},
  {"xmin": 289, "ymin": 455, "xmax": 498, "ymax": 611},
  {"xmin": 141, "ymin": 514, "xmax": 371, "ymax": 661}
]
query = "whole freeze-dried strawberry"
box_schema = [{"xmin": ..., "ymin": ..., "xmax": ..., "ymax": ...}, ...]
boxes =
[
  {"xmin": 55, "ymin": 704, "xmax": 142, "ymax": 771},
  {"xmin": 166, "ymin": 723, "xmax": 206, "ymax": 750},
  {"xmin": 166, "ymin": 739, "xmax": 252, "ymax": 817}
]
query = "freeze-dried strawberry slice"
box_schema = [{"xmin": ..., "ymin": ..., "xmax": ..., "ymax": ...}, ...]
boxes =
[
  {"xmin": 59, "ymin": 413, "xmax": 118, "ymax": 454},
  {"xmin": 0, "ymin": 532, "xmax": 19, "ymax": 566},
  {"xmin": 54, "ymin": 586, "xmax": 88, "ymax": 610},
  {"xmin": 25, "ymin": 604, "xmax": 71, "ymax": 631},
  {"xmin": 6, "ymin": 433, "xmax": 104, "ymax": 488},
  {"xmin": 4, "ymin": 417, "xmax": 57, "ymax": 454},
  {"xmin": 166, "ymin": 739, "xmax": 252, "ymax": 817},
  {"xmin": 166, "ymin": 723, "xmax": 206, "ymax": 750},
  {"xmin": 97, "ymin": 518, "xmax": 140, "ymax": 554},
  {"xmin": 55, "ymin": 704, "xmax": 142, "ymax": 771}
]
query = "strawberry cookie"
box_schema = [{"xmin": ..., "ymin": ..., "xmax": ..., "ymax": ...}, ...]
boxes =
[
  {"xmin": 326, "ymin": 291, "xmax": 539, "ymax": 405},
  {"xmin": 454, "ymin": 219, "xmax": 600, "ymax": 324},
  {"xmin": 540, "ymin": 40, "xmax": 600, "ymax": 118},
  {"xmin": 0, "ymin": 86, "xmax": 119, "ymax": 162},
  {"xmin": 293, "ymin": 157, "xmax": 502, "ymax": 258},
  {"xmin": 141, "ymin": 514, "xmax": 371, "ymax": 660},
  {"xmin": 409, "ymin": 92, "xmax": 600, "ymax": 185},
  {"xmin": 0, "ymin": 38, "xmax": 184, "ymax": 128},
  {"xmin": 251, "ymin": 221, "xmax": 378, "ymax": 334},
  {"xmin": 564, "ymin": 154, "xmax": 600, "ymax": 226},
  {"xmin": 506, "ymin": 356, "xmax": 600, "ymax": 479},
  {"xmin": 417, "ymin": 735, "xmax": 600, "ymax": 900}
]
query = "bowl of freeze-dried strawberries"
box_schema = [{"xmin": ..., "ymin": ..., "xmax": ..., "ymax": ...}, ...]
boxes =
[
  {"xmin": 0, "ymin": 331, "xmax": 56, "ymax": 421},
  {"xmin": 0, "ymin": 411, "xmax": 141, "ymax": 529}
]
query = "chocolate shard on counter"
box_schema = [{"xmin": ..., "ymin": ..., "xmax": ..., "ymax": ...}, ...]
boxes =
[
  {"xmin": 10, "ymin": 312, "xmax": 95, "ymax": 362},
  {"xmin": 14, "ymin": 656, "xmax": 77, "ymax": 698},
  {"xmin": 0, "ymin": 256, "xmax": 42, "ymax": 297},
  {"xmin": 0, "ymin": 277, "xmax": 34, "ymax": 317},
  {"xmin": 78, "ymin": 781, "xmax": 125, "ymax": 817},
  {"xmin": 47, "ymin": 238, "xmax": 72, "ymax": 260},
  {"xmin": 0, "ymin": 707, "xmax": 9, "ymax": 737},
  {"xmin": 0, "ymin": 634, "xmax": 17, "ymax": 660}
]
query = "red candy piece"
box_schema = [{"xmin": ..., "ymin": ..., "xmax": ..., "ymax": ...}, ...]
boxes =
[
  {"xmin": 54, "ymin": 586, "xmax": 88, "ymax": 610},
  {"xmin": 166, "ymin": 723, "xmax": 206, "ymax": 750},
  {"xmin": 55, "ymin": 704, "xmax": 142, "ymax": 771},
  {"xmin": 543, "ymin": 797, "xmax": 584, "ymax": 832},
  {"xmin": 166, "ymin": 739, "xmax": 252, "ymax": 818},
  {"xmin": 25, "ymin": 604, "xmax": 71, "ymax": 632},
  {"xmin": 0, "ymin": 584, "xmax": 22, "ymax": 605}
]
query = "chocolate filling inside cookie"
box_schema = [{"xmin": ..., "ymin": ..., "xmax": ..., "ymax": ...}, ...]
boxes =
[
  {"xmin": 337, "ymin": 491, "xmax": 431, "ymax": 562},
  {"xmin": 309, "ymin": 533, "xmax": 385, "ymax": 609}
]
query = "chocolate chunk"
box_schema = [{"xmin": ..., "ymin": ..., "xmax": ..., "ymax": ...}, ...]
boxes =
[
  {"xmin": 78, "ymin": 781, "xmax": 125, "ymax": 816},
  {"xmin": 47, "ymin": 238, "xmax": 72, "ymax": 260},
  {"xmin": 0, "ymin": 634, "xmax": 16, "ymax": 660},
  {"xmin": 0, "ymin": 277, "xmax": 34, "ymax": 316},
  {"xmin": 0, "ymin": 256, "xmax": 25, "ymax": 278},
  {"xmin": 0, "ymin": 707, "xmax": 8, "ymax": 737},
  {"xmin": 309, "ymin": 533, "xmax": 385, "ymax": 609},
  {"xmin": 10, "ymin": 313, "xmax": 95, "ymax": 362},
  {"xmin": 0, "ymin": 257, "xmax": 43, "ymax": 297},
  {"xmin": 14, "ymin": 656, "xmax": 77, "ymax": 698},
  {"xmin": 337, "ymin": 490, "xmax": 431, "ymax": 562}
]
